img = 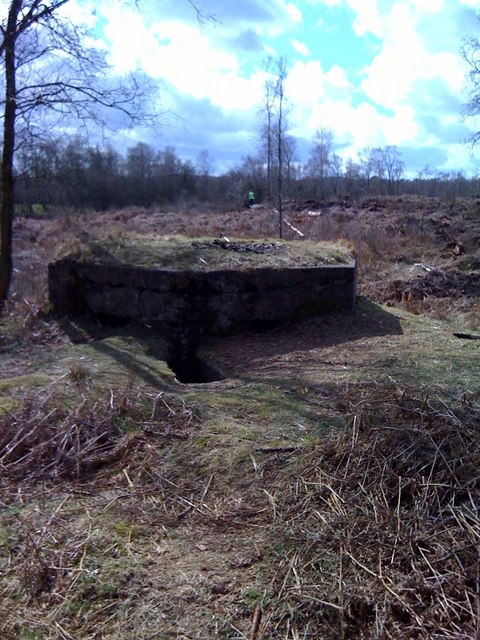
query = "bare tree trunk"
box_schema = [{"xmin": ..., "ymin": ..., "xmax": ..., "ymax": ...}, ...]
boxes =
[
  {"xmin": 276, "ymin": 62, "xmax": 285, "ymax": 239},
  {"xmin": 267, "ymin": 106, "xmax": 272, "ymax": 199},
  {"xmin": 261, "ymin": 72, "xmax": 275, "ymax": 201},
  {"xmin": 278, "ymin": 117, "xmax": 283, "ymax": 240},
  {"xmin": 0, "ymin": 0, "xmax": 22, "ymax": 303}
]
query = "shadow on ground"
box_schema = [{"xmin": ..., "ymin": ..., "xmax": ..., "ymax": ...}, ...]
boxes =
[
  {"xmin": 58, "ymin": 317, "xmax": 175, "ymax": 390},
  {"xmin": 55, "ymin": 298, "xmax": 403, "ymax": 389},
  {"xmin": 203, "ymin": 297, "xmax": 403, "ymax": 373}
]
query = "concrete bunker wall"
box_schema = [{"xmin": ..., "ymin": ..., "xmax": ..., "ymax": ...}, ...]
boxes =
[{"xmin": 49, "ymin": 259, "xmax": 357, "ymax": 341}]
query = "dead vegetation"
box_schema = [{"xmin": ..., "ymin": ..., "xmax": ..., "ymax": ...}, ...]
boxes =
[
  {"xmin": 0, "ymin": 195, "xmax": 479, "ymax": 638},
  {"xmin": 267, "ymin": 388, "xmax": 480, "ymax": 639},
  {"xmin": 1, "ymin": 386, "xmax": 479, "ymax": 638},
  {"xmin": 0, "ymin": 388, "xmax": 198, "ymax": 485}
]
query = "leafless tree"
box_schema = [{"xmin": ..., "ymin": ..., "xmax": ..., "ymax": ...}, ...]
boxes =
[
  {"xmin": 271, "ymin": 57, "xmax": 290, "ymax": 238},
  {"xmin": 462, "ymin": 26, "xmax": 480, "ymax": 146},
  {"xmin": 259, "ymin": 58, "xmax": 276, "ymax": 200},
  {"xmin": 370, "ymin": 147, "xmax": 386, "ymax": 191},
  {"xmin": 383, "ymin": 145, "xmax": 404, "ymax": 194},
  {"xmin": 330, "ymin": 152, "xmax": 343, "ymax": 196},
  {"xmin": 258, "ymin": 56, "xmax": 293, "ymax": 236},
  {"xmin": 307, "ymin": 128, "xmax": 334, "ymax": 199},
  {"xmin": 196, "ymin": 149, "xmax": 215, "ymax": 202},
  {"xmin": 0, "ymin": 0, "xmax": 183, "ymax": 302},
  {"xmin": 344, "ymin": 157, "xmax": 361, "ymax": 197},
  {"xmin": 275, "ymin": 58, "xmax": 286, "ymax": 237}
]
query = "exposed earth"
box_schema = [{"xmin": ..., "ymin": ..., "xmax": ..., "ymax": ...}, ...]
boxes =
[{"xmin": 0, "ymin": 195, "xmax": 479, "ymax": 639}]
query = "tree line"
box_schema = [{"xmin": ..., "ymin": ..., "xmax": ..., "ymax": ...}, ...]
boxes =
[
  {"xmin": 13, "ymin": 135, "xmax": 479, "ymax": 215},
  {"xmin": 16, "ymin": 139, "xmax": 199, "ymax": 211}
]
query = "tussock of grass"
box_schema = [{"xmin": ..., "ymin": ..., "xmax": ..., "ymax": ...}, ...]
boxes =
[{"xmin": 0, "ymin": 389, "xmax": 199, "ymax": 486}]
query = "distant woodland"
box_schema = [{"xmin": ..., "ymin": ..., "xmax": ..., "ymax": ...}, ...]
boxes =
[{"xmin": 14, "ymin": 136, "xmax": 480, "ymax": 214}]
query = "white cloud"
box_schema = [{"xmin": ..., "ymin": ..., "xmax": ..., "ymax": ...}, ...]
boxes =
[
  {"xmin": 285, "ymin": 48, "xmax": 418, "ymax": 152},
  {"xmin": 383, "ymin": 105, "xmax": 419, "ymax": 144},
  {"xmin": 346, "ymin": 0, "xmax": 445, "ymax": 41},
  {"xmin": 73, "ymin": 0, "xmax": 478, "ymax": 175},
  {"xmin": 99, "ymin": 5, "xmax": 264, "ymax": 112},
  {"xmin": 360, "ymin": 41, "xmax": 419, "ymax": 108},
  {"xmin": 285, "ymin": 57, "xmax": 416, "ymax": 151},
  {"xmin": 425, "ymin": 52, "xmax": 466, "ymax": 92},
  {"xmin": 287, "ymin": 60, "xmax": 327, "ymax": 107},
  {"xmin": 439, "ymin": 142, "xmax": 475, "ymax": 172},
  {"xmin": 291, "ymin": 39, "xmax": 310, "ymax": 56},
  {"xmin": 347, "ymin": 0, "xmax": 383, "ymax": 37},
  {"xmin": 356, "ymin": 1, "xmax": 468, "ymax": 113},
  {"xmin": 293, "ymin": 97, "xmax": 418, "ymax": 153},
  {"xmin": 325, "ymin": 65, "xmax": 351, "ymax": 89},
  {"xmin": 59, "ymin": 0, "xmax": 98, "ymax": 28},
  {"xmin": 285, "ymin": 3, "xmax": 304, "ymax": 23},
  {"xmin": 304, "ymin": 101, "xmax": 384, "ymax": 144},
  {"xmin": 101, "ymin": 7, "xmax": 156, "ymax": 72},
  {"xmin": 421, "ymin": 0, "xmax": 444, "ymax": 12},
  {"xmin": 286, "ymin": 60, "xmax": 354, "ymax": 104}
]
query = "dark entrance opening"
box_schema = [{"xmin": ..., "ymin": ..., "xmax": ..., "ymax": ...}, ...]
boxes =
[
  {"xmin": 247, "ymin": 318, "xmax": 286, "ymax": 333},
  {"xmin": 96, "ymin": 313, "xmax": 131, "ymax": 328},
  {"xmin": 167, "ymin": 346, "xmax": 224, "ymax": 384}
]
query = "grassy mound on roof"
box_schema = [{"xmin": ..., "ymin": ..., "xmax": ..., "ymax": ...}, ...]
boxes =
[{"xmin": 63, "ymin": 234, "xmax": 355, "ymax": 271}]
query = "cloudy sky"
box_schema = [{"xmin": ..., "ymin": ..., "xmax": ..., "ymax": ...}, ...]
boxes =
[{"xmin": 70, "ymin": 0, "xmax": 479, "ymax": 176}]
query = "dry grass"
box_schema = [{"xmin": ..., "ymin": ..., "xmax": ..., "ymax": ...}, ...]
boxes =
[
  {"xmin": 263, "ymin": 388, "xmax": 480, "ymax": 639},
  {"xmin": 0, "ymin": 387, "xmax": 198, "ymax": 486},
  {"xmin": 59, "ymin": 234, "xmax": 355, "ymax": 272},
  {"xmin": 0, "ymin": 387, "xmax": 205, "ymax": 639},
  {"xmin": 0, "ymin": 195, "xmax": 478, "ymax": 638},
  {"xmin": 1, "ymin": 386, "xmax": 478, "ymax": 638}
]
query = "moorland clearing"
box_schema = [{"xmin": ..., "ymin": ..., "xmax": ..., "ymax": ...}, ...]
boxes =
[{"xmin": 0, "ymin": 195, "xmax": 479, "ymax": 639}]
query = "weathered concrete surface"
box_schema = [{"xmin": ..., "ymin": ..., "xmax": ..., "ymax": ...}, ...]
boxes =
[{"xmin": 49, "ymin": 242, "xmax": 356, "ymax": 342}]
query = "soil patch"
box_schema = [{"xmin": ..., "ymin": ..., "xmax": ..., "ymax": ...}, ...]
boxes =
[{"xmin": 377, "ymin": 267, "xmax": 480, "ymax": 303}]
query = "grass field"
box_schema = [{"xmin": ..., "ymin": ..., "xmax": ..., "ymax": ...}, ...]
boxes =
[{"xmin": 0, "ymin": 196, "xmax": 479, "ymax": 639}]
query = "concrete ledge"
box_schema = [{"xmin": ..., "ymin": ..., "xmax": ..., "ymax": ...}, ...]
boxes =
[{"xmin": 48, "ymin": 238, "xmax": 357, "ymax": 340}]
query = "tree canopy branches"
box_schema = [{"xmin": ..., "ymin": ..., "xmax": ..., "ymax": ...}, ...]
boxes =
[
  {"xmin": 1, "ymin": 1, "xmax": 161, "ymax": 138},
  {"xmin": 462, "ymin": 15, "xmax": 480, "ymax": 146},
  {"xmin": 0, "ymin": 0, "xmax": 166, "ymax": 302}
]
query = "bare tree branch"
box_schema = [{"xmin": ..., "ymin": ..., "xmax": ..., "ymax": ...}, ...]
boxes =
[
  {"xmin": 462, "ymin": 27, "xmax": 480, "ymax": 145},
  {"xmin": 0, "ymin": 0, "xmax": 181, "ymax": 302}
]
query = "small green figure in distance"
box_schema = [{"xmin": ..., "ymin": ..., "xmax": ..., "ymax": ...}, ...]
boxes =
[{"xmin": 248, "ymin": 189, "xmax": 255, "ymax": 207}]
